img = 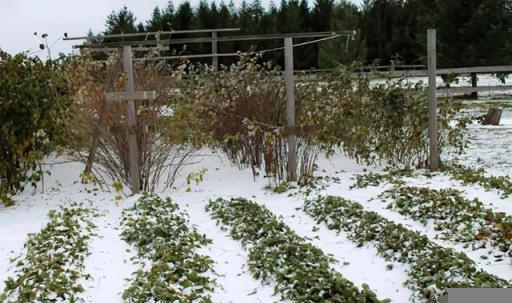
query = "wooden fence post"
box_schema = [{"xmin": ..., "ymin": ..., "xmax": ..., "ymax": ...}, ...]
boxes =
[
  {"xmin": 122, "ymin": 46, "xmax": 141, "ymax": 194},
  {"xmin": 427, "ymin": 29, "xmax": 439, "ymax": 170},
  {"xmin": 284, "ymin": 37, "xmax": 297, "ymax": 182},
  {"xmin": 212, "ymin": 31, "xmax": 218, "ymax": 71}
]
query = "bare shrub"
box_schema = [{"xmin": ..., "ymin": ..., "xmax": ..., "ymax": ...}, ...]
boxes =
[{"xmin": 65, "ymin": 54, "xmax": 196, "ymax": 192}]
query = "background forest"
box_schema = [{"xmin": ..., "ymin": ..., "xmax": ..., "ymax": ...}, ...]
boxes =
[{"xmin": 98, "ymin": 0, "xmax": 512, "ymax": 69}]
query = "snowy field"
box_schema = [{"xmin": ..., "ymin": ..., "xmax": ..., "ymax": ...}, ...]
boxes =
[{"xmin": 1, "ymin": 101, "xmax": 512, "ymax": 302}]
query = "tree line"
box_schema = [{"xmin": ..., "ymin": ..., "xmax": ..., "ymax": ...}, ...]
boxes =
[{"xmin": 100, "ymin": 0, "xmax": 512, "ymax": 69}]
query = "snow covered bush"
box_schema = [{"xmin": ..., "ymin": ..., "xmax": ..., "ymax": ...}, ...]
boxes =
[
  {"xmin": 0, "ymin": 51, "xmax": 72, "ymax": 205},
  {"xmin": 0, "ymin": 207, "xmax": 97, "ymax": 302},
  {"xmin": 121, "ymin": 194, "xmax": 215, "ymax": 302},
  {"xmin": 207, "ymin": 197, "xmax": 387, "ymax": 303}
]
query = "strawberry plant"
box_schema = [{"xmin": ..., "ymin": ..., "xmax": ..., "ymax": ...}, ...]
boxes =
[
  {"xmin": 381, "ymin": 187, "xmax": 512, "ymax": 261},
  {"xmin": 206, "ymin": 197, "xmax": 387, "ymax": 303},
  {"xmin": 351, "ymin": 167, "xmax": 414, "ymax": 189},
  {"xmin": 120, "ymin": 194, "xmax": 215, "ymax": 303},
  {"xmin": 0, "ymin": 207, "xmax": 97, "ymax": 303},
  {"xmin": 304, "ymin": 195, "xmax": 510, "ymax": 302},
  {"xmin": 447, "ymin": 164, "xmax": 512, "ymax": 198}
]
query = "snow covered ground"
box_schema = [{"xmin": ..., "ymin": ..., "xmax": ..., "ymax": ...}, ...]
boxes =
[{"xmin": 1, "ymin": 104, "xmax": 511, "ymax": 302}]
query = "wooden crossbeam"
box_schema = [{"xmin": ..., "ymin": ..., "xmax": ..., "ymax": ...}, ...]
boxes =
[
  {"xmin": 74, "ymin": 31, "xmax": 356, "ymax": 49},
  {"xmin": 437, "ymin": 85, "xmax": 512, "ymax": 94},
  {"xmin": 105, "ymin": 91, "xmax": 157, "ymax": 102},
  {"xmin": 64, "ymin": 28, "xmax": 241, "ymax": 41}
]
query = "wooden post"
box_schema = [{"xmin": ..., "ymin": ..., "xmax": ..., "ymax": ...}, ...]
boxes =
[
  {"xmin": 122, "ymin": 46, "xmax": 141, "ymax": 194},
  {"xmin": 427, "ymin": 29, "xmax": 439, "ymax": 170},
  {"xmin": 212, "ymin": 31, "xmax": 218, "ymax": 71},
  {"xmin": 284, "ymin": 37, "xmax": 297, "ymax": 182},
  {"xmin": 470, "ymin": 73, "xmax": 478, "ymax": 99}
]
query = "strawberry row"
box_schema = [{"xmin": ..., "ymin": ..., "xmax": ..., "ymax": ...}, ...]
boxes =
[
  {"xmin": 120, "ymin": 194, "xmax": 216, "ymax": 302},
  {"xmin": 447, "ymin": 164, "xmax": 512, "ymax": 198},
  {"xmin": 380, "ymin": 187, "xmax": 512, "ymax": 258},
  {"xmin": 304, "ymin": 195, "xmax": 510, "ymax": 302},
  {"xmin": 206, "ymin": 197, "xmax": 388, "ymax": 303},
  {"xmin": 0, "ymin": 207, "xmax": 97, "ymax": 303}
]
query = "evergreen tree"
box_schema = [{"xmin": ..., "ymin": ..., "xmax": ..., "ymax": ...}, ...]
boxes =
[
  {"xmin": 435, "ymin": 0, "xmax": 512, "ymax": 67},
  {"xmin": 104, "ymin": 6, "xmax": 138, "ymax": 35},
  {"xmin": 311, "ymin": 0, "xmax": 334, "ymax": 32},
  {"xmin": 174, "ymin": 1, "xmax": 195, "ymax": 30},
  {"xmin": 146, "ymin": 7, "xmax": 165, "ymax": 32}
]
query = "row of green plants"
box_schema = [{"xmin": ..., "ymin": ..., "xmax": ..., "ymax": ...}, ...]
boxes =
[
  {"xmin": 350, "ymin": 163, "xmax": 512, "ymax": 200},
  {"xmin": 120, "ymin": 194, "xmax": 216, "ymax": 303},
  {"xmin": 303, "ymin": 195, "xmax": 510, "ymax": 302},
  {"xmin": 0, "ymin": 207, "xmax": 97, "ymax": 303},
  {"xmin": 447, "ymin": 164, "xmax": 512, "ymax": 198},
  {"xmin": 380, "ymin": 187, "xmax": 512, "ymax": 257},
  {"xmin": 206, "ymin": 197, "xmax": 387, "ymax": 303},
  {"xmin": 351, "ymin": 167, "xmax": 415, "ymax": 189}
]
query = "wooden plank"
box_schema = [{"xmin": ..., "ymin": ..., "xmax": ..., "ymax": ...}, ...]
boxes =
[
  {"xmin": 74, "ymin": 31, "xmax": 354, "ymax": 48},
  {"xmin": 349, "ymin": 65, "xmax": 512, "ymax": 79},
  {"xmin": 64, "ymin": 28, "xmax": 241, "ymax": 41},
  {"xmin": 280, "ymin": 125, "xmax": 321, "ymax": 137},
  {"xmin": 133, "ymin": 52, "xmax": 244, "ymax": 61},
  {"xmin": 427, "ymin": 29, "xmax": 439, "ymax": 171},
  {"xmin": 437, "ymin": 85, "xmax": 512, "ymax": 94},
  {"xmin": 350, "ymin": 70, "xmax": 428, "ymax": 79},
  {"xmin": 437, "ymin": 65, "xmax": 512, "ymax": 75},
  {"xmin": 105, "ymin": 91, "xmax": 157, "ymax": 102},
  {"xmin": 94, "ymin": 46, "xmax": 170, "ymax": 53},
  {"xmin": 123, "ymin": 46, "xmax": 141, "ymax": 194},
  {"xmin": 284, "ymin": 37, "xmax": 297, "ymax": 182}
]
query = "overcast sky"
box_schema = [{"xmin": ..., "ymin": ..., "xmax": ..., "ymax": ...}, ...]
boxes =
[{"xmin": 0, "ymin": 0, "xmax": 362, "ymax": 58}]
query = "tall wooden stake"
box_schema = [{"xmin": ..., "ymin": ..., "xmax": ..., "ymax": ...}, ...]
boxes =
[
  {"xmin": 212, "ymin": 31, "xmax": 218, "ymax": 71},
  {"xmin": 123, "ymin": 46, "xmax": 141, "ymax": 194},
  {"xmin": 284, "ymin": 37, "xmax": 297, "ymax": 182},
  {"xmin": 427, "ymin": 29, "xmax": 439, "ymax": 170}
]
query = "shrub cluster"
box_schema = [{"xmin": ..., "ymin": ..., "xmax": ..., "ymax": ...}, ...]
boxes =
[
  {"xmin": 178, "ymin": 59, "xmax": 319, "ymax": 184},
  {"xmin": 381, "ymin": 187, "xmax": 512, "ymax": 256},
  {"xmin": 120, "ymin": 194, "xmax": 215, "ymax": 302},
  {"xmin": 176, "ymin": 61, "xmax": 467, "ymax": 185},
  {"xmin": 0, "ymin": 207, "xmax": 96, "ymax": 303},
  {"xmin": 206, "ymin": 197, "xmax": 387, "ymax": 303},
  {"xmin": 304, "ymin": 195, "xmax": 509, "ymax": 301},
  {"xmin": 0, "ymin": 51, "xmax": 72, "ymax": 205},
  {"xmin": 319, "ymin": 69, "xmax": 468, "ymax": 168}
]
